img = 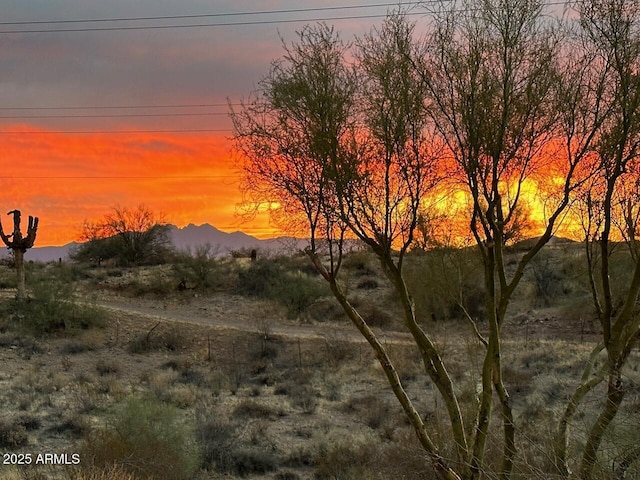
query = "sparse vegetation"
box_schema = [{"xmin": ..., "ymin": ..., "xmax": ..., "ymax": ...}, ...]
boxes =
[
  {"xmin": 0, "ymin": 264, "xmax": 106, "ymax": 335},
  {"xmin": 236, "ymin": 257, "xmax": 328, "ymax": 318},
  {"xmin": 0, "ymin": 244, "xmax": 636, "ymax": 479},
  {"xmin": 79, "ymin": 395, "xmax": 198, "ymax": 480},
  {"xmin": 172, "ymin": 244, "xmax": 227, "ymax": 290},
  {"xmin": 4, "ymin": 2, "xmax": 640, "ymax": 477}
]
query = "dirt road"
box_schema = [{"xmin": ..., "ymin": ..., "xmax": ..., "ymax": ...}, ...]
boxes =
[{"xmin": 94, "ymin": 292, "xmax": 415, "ymax": 345}]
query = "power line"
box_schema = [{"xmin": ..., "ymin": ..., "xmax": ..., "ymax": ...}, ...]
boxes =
[
  {"xmin": 0, "ymin": 12, "xmax": 419, "ymax": 34},
  {"xmin": 0, "ymin": 103, "xmax": 236, "ymax": 111},
  {"xmin": 0, "ymin": 175, "xmax": 238, "ymax": 179},
  {"xmin": 0, "ymin": 1, "xmax": 569, "ymax": 34},
  {"xmin": 0, "ymin": 2, "xmax": 422, "ymax": 26},
  {"xmin": 0, "ymin": 112, "xmax": 228, "ymax": 119},
  {"xmin": 0, "ymin": 129, "xmax": 230, "ymax": 134}
]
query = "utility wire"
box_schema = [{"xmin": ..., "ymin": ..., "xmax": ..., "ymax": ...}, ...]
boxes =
[
  {"xmin": 0, "ymin": 103, "xmax": 236, "ymax": 110},
  {"xmin": 0, "ymin": 129, "xmax": 230, "ymax": 134},
  {"xmin": 0, "ymin": 0, "xmax": 569, "ymax": 34},
  {"xmin": 0, "ymin": 175, "xmax": 237, "ymax": 179},
  {"xmin": 0, "ymin": 2, "xmax": 423, "ymax": 25},
  {"xmin": 0, "ymin": 112, "xmax": 227, "ymax": 119},
  {"xmin": 0, "ymin": 12, "xmax": 418, "ymax": 34}
]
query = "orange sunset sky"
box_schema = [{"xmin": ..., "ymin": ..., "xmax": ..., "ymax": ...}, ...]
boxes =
[{"xmin": 1, "ymin": 1, "xmax": 406, "ymax": 246}]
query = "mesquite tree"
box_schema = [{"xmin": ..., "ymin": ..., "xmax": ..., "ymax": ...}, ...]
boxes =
[
  {"xmin": 231, "ymin": 5, "xmax": 606, "ymax": 479},
  {"xmin": 0, "ymin": 210, "xmax": 39, "ymax": 299},
  {"xmin": 233, "ymin": 18, "xmax": 464, "ymax": 480},
  {"xmin": 553, "ymin": 1, "xmax": 640, "ymax": 478},
  {"xmin": 417, "ymin": 1, "xmax": 603, "ymax": 477}
]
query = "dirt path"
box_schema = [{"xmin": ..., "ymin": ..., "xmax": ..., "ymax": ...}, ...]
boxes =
[{"xmin": 93, "ymin": 292, "xmax": 415, "ymax": 345}]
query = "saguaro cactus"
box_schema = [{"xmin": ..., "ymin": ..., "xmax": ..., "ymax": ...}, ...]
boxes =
[{"xmin": 0, "ymin": 210, "xmax": 39, "ymax": 299}]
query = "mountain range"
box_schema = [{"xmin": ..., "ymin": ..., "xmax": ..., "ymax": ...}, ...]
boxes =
[{"xmin": 2, "ymin": 224, "xmax": 308, "ymax": 263}]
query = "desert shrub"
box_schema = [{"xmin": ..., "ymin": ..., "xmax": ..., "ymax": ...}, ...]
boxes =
[
  {"xmin": 127, "ymin": 325, "xmax": 186, "ymax": 353},
  {"xmin": 374, "ymin": 430, "xmax": 437, "ymax": 480},
  {"xmin": 72, "ymin": 206, "xmax": 173, "ymax": 266},
  {"xmin": 176, "ymin": 368, "xmax": 207, "ymax": 388},
  {"xmin": 357, "ymin": 278, "xmax": 379, "ymax": 289},
  {"xmin": 275, "ymin": 472, "xmax": 301, "ymax": 480},
  {"xmin": 66, "ymin": 464, "xmax": 137, "ymax": 480},
  {"xmin": 95, "ymin": 359, "xmax": 120, "ymax": 376},
  {"xmin": 237, "ymin": 258, "xmax": 327, "ymax": 318},
  {"xmin": 172, "ymin": 244, "xmax": 225, "ymax": 290},
  {"xmin": 16, "ymin": 414, "xmax": 41, "ymax": 432},
  {"xmin": 528, "ymin": 251, "xmax": 565, "ymax": 306},
  {"xmin": 232, "ymin": 400, "xmax": 280, "ymax": 419},
  {"xmin": 80, "ymin": 395, "xmax": 198, "ymax": 480},
  {"xmin": 127, "ymin": 273, "xmax": 175, "ymax": 297},
  {"xmin": 0, "ymin": 265, "xmax": 17, "ymax": 289},
  {"xmin": 323, "ymin": 334, "xmax": 356, "ymax": 367},
  {"xmin": 0, "ymin": 266, "xmax": 106, "ymax": 335},
  {"xmin": 599, "ymin": 247, "xmax": 637, "ymax": 307},
  {"xmin": 0, "ymin": 417, "xmax": 28, "ymax": 448},
  {"xmin": 288, "ymin": 384, "xmax": 319, "ymax": 414},
  {"xmin": 359, "ymin": 303, "xmax": 395, "ymax": 329},
  {"xmin": 342, "ymin": 250, "xmax": 376, "ymax": 277},
  {"xmin": 0, "ymin": 332, "xmax": 43, "ymax": 359},
  {"xmin": 61, "ymin": 339, "xmax": 93, "ymax": 355},
  {"xmin": 230, "ymin": 247, "xmax": 259, "ymax": 259},
  {"xmin": 405, "ymin": 247, "xmax": 485, "ymax": 322},
  {"xmin": 314, "ymin": 440, "xmax": 380, "ymax": 480},
  {"xmin": 302, "ymin": 296, "xmax": 345, "ymax": 323},
  {"xmin": 344, "ymin": 394, "xmax": 393, "ymax": 431},
  {"xmin": 195, "ymin": 413, "xmax": 278, "ymax": 476},
  {"xmin": 48, "ymin": 415, "xmax": 88, "ymax": 438}
]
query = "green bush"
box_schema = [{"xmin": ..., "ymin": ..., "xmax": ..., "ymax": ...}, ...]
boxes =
[
  {"xmin": 172, "ymin": 244, "xmax": 225, "ymax": 290},
  {"xmin": 0, "ymin": 265, "xmax": 106, "ymax": 335},
  {"xmin": 81, "ymin": 396, "xmax": 198, "ymax": 480},
  {"xmin": 237, "ymin": 258, "xmax": 327, "ymax": 318},
  {"xmin": 405, "ymin": 247, "xmax": 485, "ymax": 322}
]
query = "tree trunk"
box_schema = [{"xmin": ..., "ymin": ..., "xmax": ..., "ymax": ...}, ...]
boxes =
[
  {"xmin": 553, "ymin": 344, "xmax": 606, "ymax": 477},
  {"xmin": 14, "ymin": 249, "xmax": 26, "ymax": 300},
  {"xmin": 579, "ymin": 368, "xmax": 626, "ymax": 479}
]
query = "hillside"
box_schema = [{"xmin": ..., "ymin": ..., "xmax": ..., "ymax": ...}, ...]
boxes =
[{"xmin": 8, "ymin": 224, "xmax": 308, "ymax": 262}]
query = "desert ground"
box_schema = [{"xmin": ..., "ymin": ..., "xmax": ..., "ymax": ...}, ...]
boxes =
[{"xmin": 0, "ymin": 242, "xmax": 637, "ymax": 480}]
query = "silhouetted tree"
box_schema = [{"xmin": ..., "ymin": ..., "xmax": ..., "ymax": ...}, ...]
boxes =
[{"xmin": 72, "ymin": 205, "xmax": 172, "ymax": 266}]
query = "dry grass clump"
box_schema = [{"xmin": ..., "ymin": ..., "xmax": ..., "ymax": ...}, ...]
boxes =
[
  {"xmin": 48, "ymin": 414, "xmax": 89, "ymax": 438},
  {"xmin": 95, "ymin": 358, "xmax": 120, "ymax": 376},
  {"xmin": 344, "ymin": 394, "xmax": 395, "ymax": 432},
  {"xmin": 313, "ymin": 437, "xmax": 384, "ymax": 480},
  {"xmin": 196, "ymin": 410, "xmax": 280, "ymax": 476},
  {"xmin": 66, "ymin": 465, "xmax": 137, "ymax": 480},
  {"xmin": 0, "ymin": 417, "xmax": 28, "ymax": 448},
  {"xmin": 287, "ymin": 384, "xmax": 319, "ymax": 414},
  {"xmin": 61, "ymin": 338, "xmax": 94, "ymax": 355},
  {"xmin": 232, "ymin": 399, "xmax": 283, "ymax": 419}
]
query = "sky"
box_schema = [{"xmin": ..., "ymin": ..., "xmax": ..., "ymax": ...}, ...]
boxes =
[{"xmin": 0, "ymin": 1, "xmax": 420, "ymax": 246}]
